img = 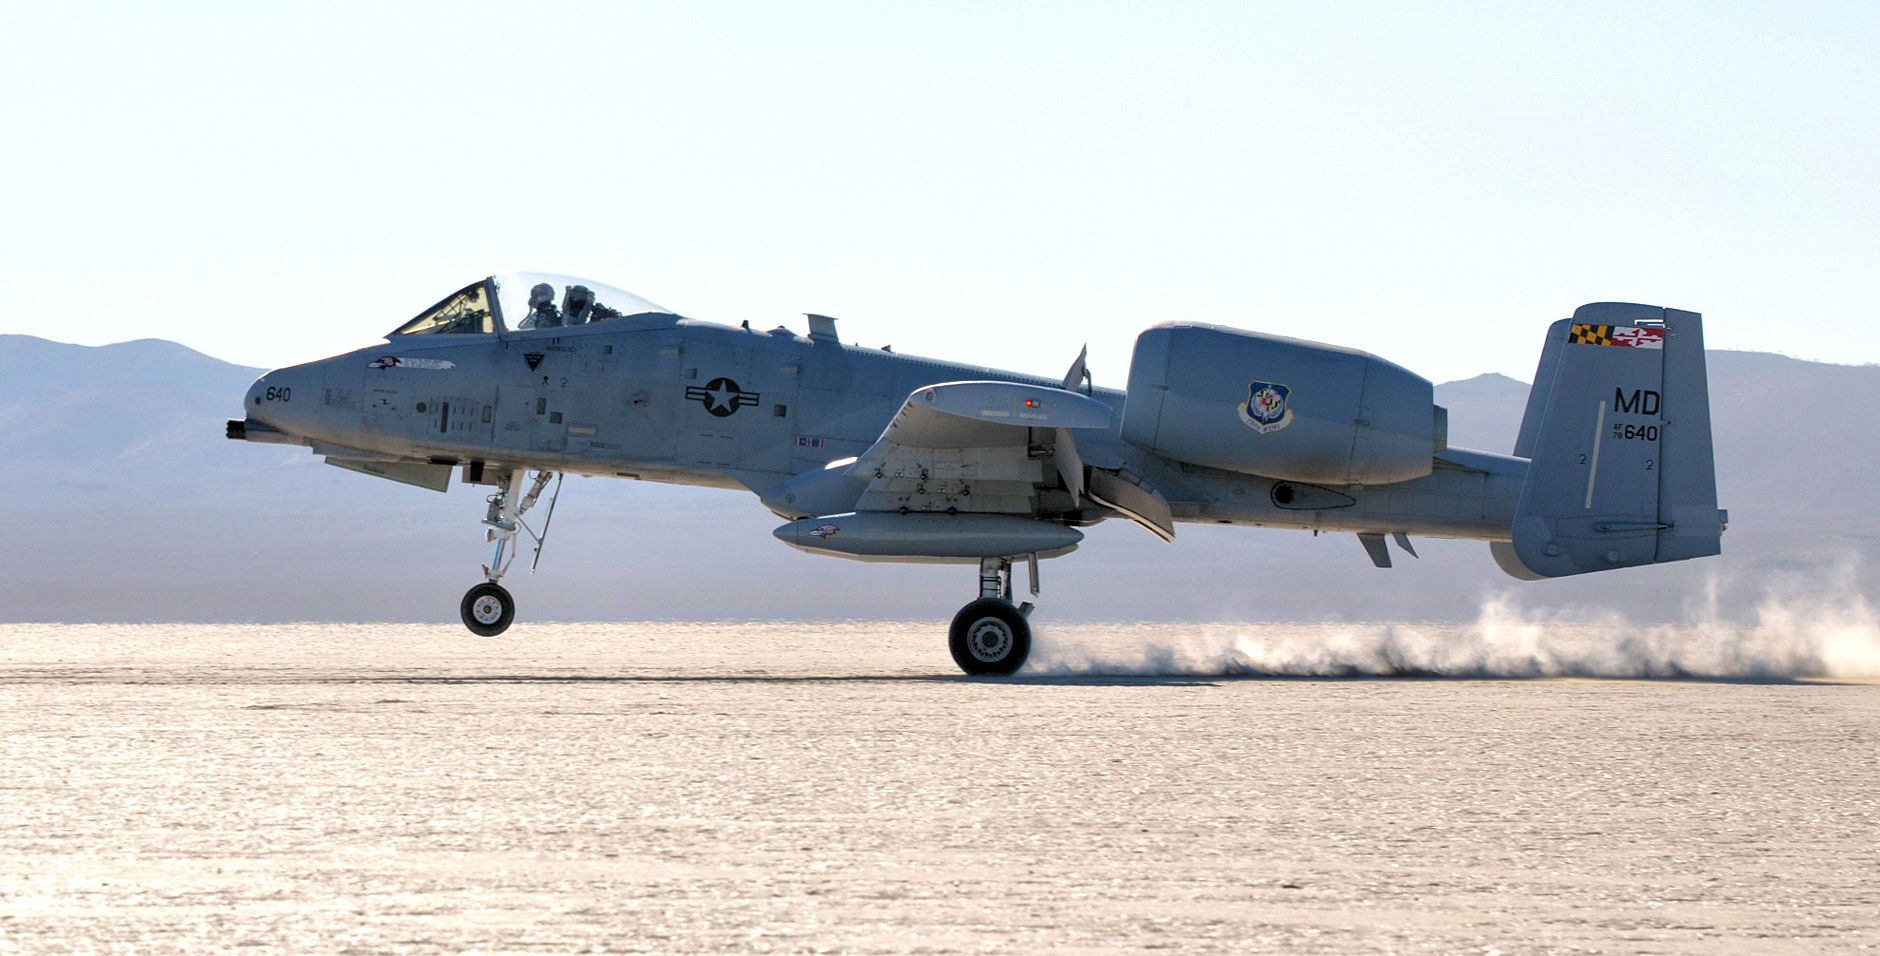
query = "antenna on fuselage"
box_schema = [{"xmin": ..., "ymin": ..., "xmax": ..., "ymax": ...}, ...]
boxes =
[{"xmin": 805, "ymin": 313, "xmax": 840, "ymax": 343}]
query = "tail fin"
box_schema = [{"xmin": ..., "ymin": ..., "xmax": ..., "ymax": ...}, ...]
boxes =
[{"xmin": 1491, "ymin": 303, "xmax": 1724, "ymax": 580}]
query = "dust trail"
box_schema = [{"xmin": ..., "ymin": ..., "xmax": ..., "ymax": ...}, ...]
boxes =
[{"xmin": 1026, "ymin": 565, "xmax": 1880, "ymax": 680}]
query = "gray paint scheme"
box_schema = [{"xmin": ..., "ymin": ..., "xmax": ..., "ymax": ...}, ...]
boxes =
[{"xmin": 234, "ymin": 282, "xmax": 1723, "ymax": 587}]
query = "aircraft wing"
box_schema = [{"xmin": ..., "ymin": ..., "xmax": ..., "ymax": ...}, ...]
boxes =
[{"xmin": 848, "ymin": 381, "xmax": 1111, "ymax": 516}]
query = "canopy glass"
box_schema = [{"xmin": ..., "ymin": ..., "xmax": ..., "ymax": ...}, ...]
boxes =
[{"xmin": 389, "ymin": 273, "xmax": 675, "ymax": 337}]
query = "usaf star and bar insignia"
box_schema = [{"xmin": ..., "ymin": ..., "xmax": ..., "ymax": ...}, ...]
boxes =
[{"xmin": 685, "ymin": 377, "xmax": 761, "ymax": 417}]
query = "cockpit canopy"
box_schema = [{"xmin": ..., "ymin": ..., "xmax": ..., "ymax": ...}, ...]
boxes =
[{"xmin": 389, "ymin": 273, "xmax": 676, "ymax": 337}]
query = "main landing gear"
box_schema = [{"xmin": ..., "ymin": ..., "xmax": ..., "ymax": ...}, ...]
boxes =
[
  {"xmin": 948, "ymin": 555, "xmax": 1038, "ymax": 676},
  {"xmin": 459, "ymin": 469, "xmax": 562, "ymax": 637}
]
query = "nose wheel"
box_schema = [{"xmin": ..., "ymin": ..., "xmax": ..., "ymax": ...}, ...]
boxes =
[{"xmin": 461, "ymin": 582, "xmax": 515, "ymax": 637}]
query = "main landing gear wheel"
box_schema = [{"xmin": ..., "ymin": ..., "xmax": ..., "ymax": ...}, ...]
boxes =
[
  {"xmin": 949, "ymin": 598, "xmax": 1031, "ymax": 676},
  {"xmin": 461, "ymin": 582, "xmax": 515, "ymax": 637}
]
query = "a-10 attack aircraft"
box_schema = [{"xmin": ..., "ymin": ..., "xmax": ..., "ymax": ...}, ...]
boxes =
[{"xmin": 228, "ymin": 273, "xmax": 1725, "ymax": 675}]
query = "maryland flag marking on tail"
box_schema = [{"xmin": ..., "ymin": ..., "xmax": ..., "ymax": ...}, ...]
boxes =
[{"xmin": 1568, "ymin": 323, "xmax": 1664, "ymax": 349}]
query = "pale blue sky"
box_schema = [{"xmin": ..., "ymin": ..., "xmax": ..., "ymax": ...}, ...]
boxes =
[{"xmin": 2, "ymin": 1, "xmax": 1874, "ymax": 385}]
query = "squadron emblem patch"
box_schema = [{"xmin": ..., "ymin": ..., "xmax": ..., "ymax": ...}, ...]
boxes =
[
  {"xmin": 1237, "ymin": 381, "xmax": 1294, "ymax": 435},
  {"xmin": 1568, "ymin": 323, "xmax": 1664, "ymax": 349}
]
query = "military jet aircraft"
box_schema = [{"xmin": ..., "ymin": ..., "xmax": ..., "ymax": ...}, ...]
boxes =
[{"xmin": 228, "ymin": 273, "xmax": 1725, "ymax": 675}]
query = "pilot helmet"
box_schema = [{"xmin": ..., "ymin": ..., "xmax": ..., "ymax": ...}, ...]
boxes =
[
  {"xmin": 528, "ymin": 282, "xmax": 554, "ymax": 308},
  {"xmin": 564, "ymin": 285, "xmax": 594, "ymax": 312}
]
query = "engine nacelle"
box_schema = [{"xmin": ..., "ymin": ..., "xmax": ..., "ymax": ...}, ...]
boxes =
[{"xmin": 1122, "ymin": 323, "xmax": 1446, "ymax": 486}]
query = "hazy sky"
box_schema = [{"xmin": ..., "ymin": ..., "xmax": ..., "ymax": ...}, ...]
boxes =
[{"xmin": 3, "ymin": 2, "xmax": 1874, "ymax": 385}]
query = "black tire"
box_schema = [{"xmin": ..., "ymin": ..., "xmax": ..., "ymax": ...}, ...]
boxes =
[
  {"xmin": 460, "ymin": 582, "xmax": 515, "ymax": 637},
  {"xmin": 948, "ymin": 599, "xmax": 1031, "ymax": 676}
]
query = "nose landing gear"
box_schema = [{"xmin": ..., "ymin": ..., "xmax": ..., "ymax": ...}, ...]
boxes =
[
  {"xmin": 457, "ymin": 469, "xmax": 562, "ymax": 637},
  {"xmin": 461, "ymin": 582, "xmax": 514, "ymax": 637},
  {"xmin": 947, "ymin": 555, "xmax": 1037, "ymax": 676}
]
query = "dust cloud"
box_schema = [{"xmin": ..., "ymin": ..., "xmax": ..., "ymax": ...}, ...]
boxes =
[{"xmin": 1026, "ymin": 563, "xmax": 1880, "ymax": 680}]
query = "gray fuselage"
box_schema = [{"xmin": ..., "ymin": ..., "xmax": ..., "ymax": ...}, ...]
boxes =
[{"xmin": 245, "ymin": 315, "xmax": 1524, "ymax": 541}]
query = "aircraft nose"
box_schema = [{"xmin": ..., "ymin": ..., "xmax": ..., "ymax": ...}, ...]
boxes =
[{"xmin": 244, "ymin": 364, "xmax": 323, "ymax": 434}]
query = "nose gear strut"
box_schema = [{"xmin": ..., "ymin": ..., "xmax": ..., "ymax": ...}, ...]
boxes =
[{"xmin": 460, "ymin": 469, "xmax": 563, "ymax": 636}]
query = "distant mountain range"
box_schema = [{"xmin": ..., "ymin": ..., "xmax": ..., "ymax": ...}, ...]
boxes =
[{"xmin": 4, "ymin": 334, "xmax": 1870, "ymax": 623}]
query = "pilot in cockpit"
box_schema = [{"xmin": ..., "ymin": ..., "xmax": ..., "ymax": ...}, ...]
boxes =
[
  {"xmin": 562, "ymin": 285, "xmax": 594, "ymax": 326},
  {"xmin": 561, "ymin": 285, "xmax": 622, "ymax": 327},
  {"xmin": 522, "ymin": 282, "xmax": 561, "ymax": 329}
]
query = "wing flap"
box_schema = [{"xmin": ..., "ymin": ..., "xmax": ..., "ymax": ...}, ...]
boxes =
[{"xmin": 1086, "ymin": 468, "xmax": 1176, "ymax": 543}]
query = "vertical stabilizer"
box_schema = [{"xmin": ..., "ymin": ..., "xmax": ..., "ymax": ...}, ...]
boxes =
[{"xmin": 1497, "ymin": 303, "xmax": 1723, "ymax": 579}]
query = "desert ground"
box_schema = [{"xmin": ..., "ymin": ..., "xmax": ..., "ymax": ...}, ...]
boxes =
[{"xmin": 1, "ymin": 621, "xmax": 1876, "ymax": 953}]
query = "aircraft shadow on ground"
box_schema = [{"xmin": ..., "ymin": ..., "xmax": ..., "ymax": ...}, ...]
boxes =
[
  {"xmin": 337, "ymin": 673, "xmax": 1224, "ymax": 688},
  {"xmin": 331, "ymin": 671, "xmax": 1826, "ymax": 688},
  {"xmin": 1008, "ymin": 672, "xmax": 1821, "ymax": 686},
  {"xmin": 0, "ymin": 668, "xmax": 1827, "ymax": 689}
]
